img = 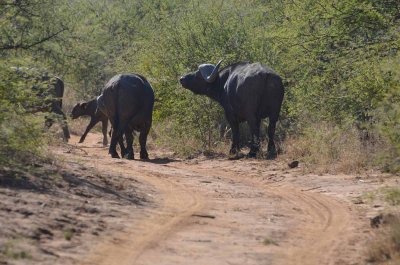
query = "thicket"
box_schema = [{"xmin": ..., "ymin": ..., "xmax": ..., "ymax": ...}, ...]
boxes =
[
  {"xmin": 0, "ymin": 64, "xmax": 47, "ymax": 165},
  {"xmin": 1, "ymin": 0, "xmax": 399, "ymax": 171}
]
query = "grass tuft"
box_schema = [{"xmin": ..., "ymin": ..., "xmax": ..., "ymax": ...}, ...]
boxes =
[
  {"xmin": 283, "ymin": 122, "xmax": 377, "ymax": 173},
  {"xmin": 2, "ymin": 241, "xmax": 31, "ymax": 260},
  {"xmin": 64, "ymin": 229, "xmax": 74, "ymax": 241},
  {"xmin": 263, "ymin": 238, "xmax": 278, "ymax": 246},
  {"xmin": 384, "ymin": 188, "xmax": 400, "ymax": 206},
  {"xmin": 366, "ymin": 214, "xmax": 400, "ymax": 264}
]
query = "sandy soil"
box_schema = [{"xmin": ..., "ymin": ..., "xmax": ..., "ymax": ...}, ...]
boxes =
[{"xmin": 1, "ymin": 132, "xmax": 397, "ymax": 265}]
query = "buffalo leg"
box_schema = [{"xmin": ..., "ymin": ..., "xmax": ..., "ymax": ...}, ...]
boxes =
[
  {"xmin": 110, "ymin": 132, "xmax": 127, "ymax": 158},
  {"xmin": 110, "ymin": 116, "xmax": 133, "ymax": 159},
  {"xmin": 124, "ymin": 128, "xmax": 134, "ymax": 160},
  {"xmin": 118, "ymin": 135, "xmax": 127, "ymax": 157},
  {"xmin": 109, "ymin": 111, "xmax": 131, "ymax": 158},
  {"xmin": 139, "ymin": 122, "xmax": 151, "ymax": 160},
  {"xmin": 52, "ymin": 104, "xmax": 70, "ymax": 142},
  {"xmin": 101, "ymin": 119, "xmax": 109, "ymax": 146},
  {"xmin": 247, "ymin": 117, "xmax": 261, "ymax": 158},
  {"xmin": 109, "ymin": 131, "xmax": 120, "ymax": 158},
  {"xmin": 267, "ymin": 118, "xmax": 278, "ymax": 159},
  {"xmin": 79, "ymin": 118, "xmax": 98, "ymax": 143},
  {"xmin": 109, "ymin": 118, "xmax": 122, "ymax": 158},
  {"xmin": 228, "ymin": 119, "xmax": 240, "ymax": 159}
]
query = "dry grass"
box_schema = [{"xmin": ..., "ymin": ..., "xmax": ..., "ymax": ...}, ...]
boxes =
[
  {"xmin": 263, "ymin": 237, "xmax": 279, "ymax": 246},
  {"xmin": 385, "ymin": 188, "xmax": 400, "ymax": 206},
  {"xmin": 151, "ymin": 120, "xmax": 229, "ymax": 158},
  {"xmin": 68, "ymin": 118, "xmax": 91, "ymax": 137},
  {"xmin": 366, "ymin": 214, "xmax": 400, "ymax": 264},
  {"xmin": 283, "ymin": 122, "xmax": 376, "ymax": 173}
]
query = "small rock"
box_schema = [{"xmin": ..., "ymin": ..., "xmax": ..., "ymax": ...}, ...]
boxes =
[
  {"xmin": 32, "ymin": 228, "xmax": 54, "ymax": 240},
  {"xmin": 370, "ymin": 214, "xmax": 383, "ymax": 228},
  {"xmin": 288, "ymin": 161, "xmax": 299, "ymax": 169}
]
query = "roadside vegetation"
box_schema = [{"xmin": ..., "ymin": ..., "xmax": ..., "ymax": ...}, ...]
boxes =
[
  {"xmin": 367, "ymin": 214, "xmax": 400, "ymax": 264},
  {"xmin": 1, "ymin": 0, "xmax": 399, "ymax": 172},
  {"xmin": 362, "ymin": 187, "xmax": 400, "ymax": 264}
]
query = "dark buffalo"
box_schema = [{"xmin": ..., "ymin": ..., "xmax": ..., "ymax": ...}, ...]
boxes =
[
  {"xmin": 180, "ymin": 61, "xmax": 284, "ymax": 159},
  {"xmin": 13, "ymin": 67, "xmax": 70, "ymax": 141},
  {"xmin": 71, "ymin": 98, "xmax": 109, "ymax": 146},
  {"xmin": 39, "ymin": 75, "xmax": 70, "ymax": 141},
  {"xmin": 97, "ymin": 74, "xmax": 154, "ymax": 160}
]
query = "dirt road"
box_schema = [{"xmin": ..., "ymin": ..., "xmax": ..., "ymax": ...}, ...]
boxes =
[{"xmin": 55, "ymin": 133, "xmax": 380, "ymax": 265}]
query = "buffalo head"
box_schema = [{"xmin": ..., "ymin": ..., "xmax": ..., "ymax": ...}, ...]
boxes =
[
  {"xmin": 179, "ymin": 60, "xmax": 223, "ymax": 94},
  {"xmin": 71, "ymin": 102, "xmax": 88, "ymax": 119}
]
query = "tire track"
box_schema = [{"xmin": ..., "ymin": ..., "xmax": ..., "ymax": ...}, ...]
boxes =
[
  {"xmin": 79, "ymin": 170, "xmax": 205, "ymax": 265},
  {"xmin": 172, "ymin": 164, "xmax": 354, "ymax": 265},
  {"xmin": 68, "ymin": 134, "xmax": 361, "ymax": 265}
]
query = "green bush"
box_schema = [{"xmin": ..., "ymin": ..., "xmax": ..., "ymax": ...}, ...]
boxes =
[
  {"xmin": 374, "ymin": 98, "xmax": 400, "ymax": 172},
  {"xmin": 284, "ymin": 121, "xmax": 374, "ymax": 173},
  {"xmin": 1, "ymin": 0, "xmax": 399, "ymax": 171},
  {"xmin": 0, "ymin": 63, "xmax": 47, "ymax": 166}
]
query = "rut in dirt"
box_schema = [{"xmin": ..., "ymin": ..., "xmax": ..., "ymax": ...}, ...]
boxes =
[{"xmin": 60, "ymin": 133, "xmax": 366, "ymax": 265}]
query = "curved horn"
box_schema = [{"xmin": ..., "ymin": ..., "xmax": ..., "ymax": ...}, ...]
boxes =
[{"xmin": 205, "ymin": 59, "xmax": 223, "ymax": 83}]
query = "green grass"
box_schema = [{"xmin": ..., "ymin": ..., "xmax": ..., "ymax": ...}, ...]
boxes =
[
  {"xmin": 361, "ymin": 191, "xmax": 376, "ymax": 203},
  {"xmin": 384, "ymin": 188, "xmax": 400, "ymax": 206},
  {"xmin": 64, "ymin": 229, "xmax": 74, "ymax": 241},
  {"xmin": 263, "ymin": 238, "xmax": 278, "ymax": 246},
  {"xmin": 2, "ymin": 241, "xmax": 31, "ymax": 260}
]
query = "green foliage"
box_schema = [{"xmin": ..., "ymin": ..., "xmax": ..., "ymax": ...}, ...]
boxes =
[
  {"xmin": 0, "ymin": 62, "xmax": 47, "ymax": 166},
  {"xmin": 384, "ymin": 188, "xmax": 400, "ymax": 206},
  {"xmin": 1, "ymin": 0, "xmax": 399, "ymax": 170},
  {"xmin": 373, "ymin": 57, "xmax": 400, "ymax": 172},
  {"xmin": 0, "ymin": 0, "xmax": 67, "ymax": 51},
  {"xmin": 1, "ymin": 241, "xmax": 31, "ymax": 260}
]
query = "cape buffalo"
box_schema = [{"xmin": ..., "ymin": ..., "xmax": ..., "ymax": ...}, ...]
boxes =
[
  {"xmin": 71, "ymin": 98, "xmax": 109, "ymax": 146},
  {"xmin": 180, "ymin": 61, "xmax": 284, "ymax": 159},
  {"xmin": 13, "ymin": 67, "xmax": 70, "ymax": 141},
  {"xmin": 97, "ymin": 74, "xmax": 154, "ymax": 160}
]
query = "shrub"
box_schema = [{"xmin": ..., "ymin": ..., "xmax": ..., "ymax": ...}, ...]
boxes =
[
  {"xmin": 367, "ymin": 214, "xmax": 400, "ymax": 264},
  {"xmin": 0, "ymin": 63, "xmax": 47, "ymax": 166},
  {"xmin": 284, "ymin": 121, "xmax": 375, "ymax": 173},
  {"xmin": 373, "ymin": 85, "xmax": 400, "ymax": 173}
]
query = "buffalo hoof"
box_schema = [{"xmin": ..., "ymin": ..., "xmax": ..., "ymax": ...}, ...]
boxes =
[
  {"xmin": 79, "ymin": 139, "xmax": 84, "ymax": 144},
  {"xmin": 247, "ymin": 152, "xmax": 257, "ymax": 159},
  {"xmin": 124, "ymin": 152, "xmax": 134, "ymax": 160},
  {"xmin": 111, "ymin": 153, "xmax": 120, "ymax": 159},
  {"xmin": 228, "ymin": 152, "xmax": 244, "ymax": 160},
  {"xmin": 140, "ymin": 150, "xmax": 149, "ymax": 160},
  {"xmin": 102, "ymin": 141, "xmax": 108, "ymax": 147},
  {"xmin": 120, "ymin": 150, "xmax": 128, "ymax": 158},
  {"xmin": 266, "ymin": 152, "xmax": 277, "ymax": 160}
]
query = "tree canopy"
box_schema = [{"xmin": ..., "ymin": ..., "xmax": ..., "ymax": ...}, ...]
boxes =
[{"xmin": 1, "ymin": 0, "xmax": 399, "ymax": 170}]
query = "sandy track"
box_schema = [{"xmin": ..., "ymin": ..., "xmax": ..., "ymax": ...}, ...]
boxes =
[
  {"xmin": 80, "ymin": 171, "xmax": 204, "ymax": 265},
  {"xmin": 165, "ymin": 163, "xmax": 356, "ymax": 265},
  {"xmin": 60, "ymin": 133, "xmax": 367, "ymax": 265}
]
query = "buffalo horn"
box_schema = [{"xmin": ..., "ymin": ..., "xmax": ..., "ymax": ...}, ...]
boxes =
[{"xmin": 205, "ymin": 59, "xmax": 223, "ymax": 83}]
